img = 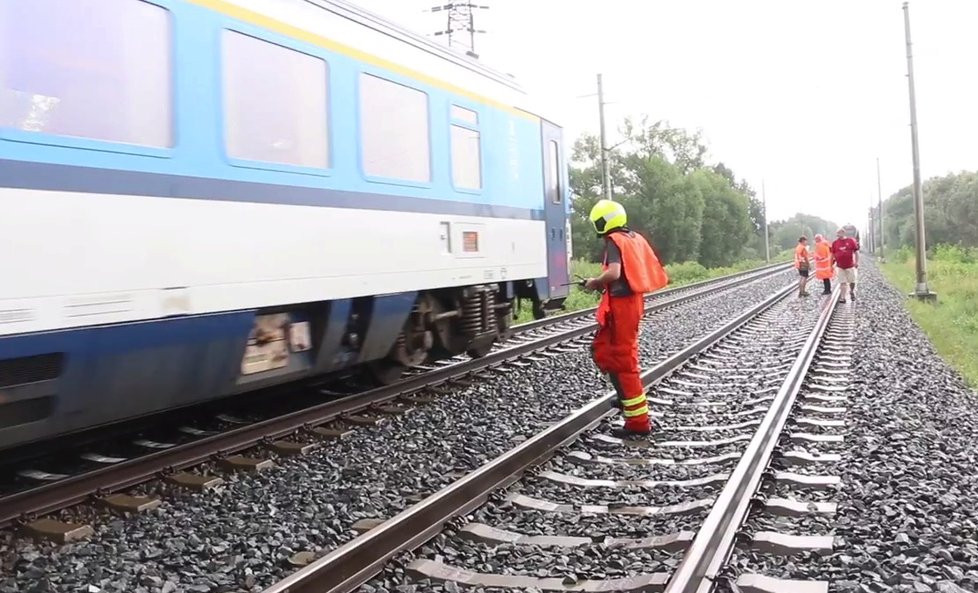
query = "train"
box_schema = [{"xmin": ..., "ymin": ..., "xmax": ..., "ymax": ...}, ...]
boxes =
[
  {"xmin": 0, "ymin": 0, "xmax": 571, "ymax": 451},
  {"xmin": 841, "ymin": 223, "xmax": 860, "ymax": 244}
]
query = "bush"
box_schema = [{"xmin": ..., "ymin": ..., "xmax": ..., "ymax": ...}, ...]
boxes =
[
  {"xmin": 665, "ymin": 261, "xmax": 711, "ymax": 285},
  {"xmin": 931, "ymin": 244, "xmax": 978, "ymax": 264},
  {"xmin": 775, "ymin": 248, "xmax": 796, "ymax": 262},
  {"xmin": 891, "ymin": 246, "xmax": 913, "ymax": 264}
]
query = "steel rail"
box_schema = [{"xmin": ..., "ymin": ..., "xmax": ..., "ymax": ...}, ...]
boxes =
[
  {"xmin": 261, "ymin": 281, "xmax": 801, "ymax": 593},
  {"xmin": 0, "ymin": 262, "xmax": 789, "ymax": 465},
  {"xmin": 0, "ymin": 263, "xmax": 791, "ymax": 528},
  {"xmin": 513, "ymin": 261, "xmax": 792, "ymax": 333},
  {"xmin": 663, "ymin": 285, "xmax": 841, "ymax": 593}
]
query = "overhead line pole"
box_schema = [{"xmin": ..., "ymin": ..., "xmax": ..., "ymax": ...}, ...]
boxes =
[
  {"xmin": 903, "ymin": 1, "xmax": 935, "ymax": 300},
  {"xmin": 867, "ymin": 205, "xmax": 873, "ymax": 254},
  {"xmin": 877, "ymin": 157, "xmax": 885, "ymax": 263},
  {"xmin": 597, "ymin": 73, "xmax": 613, "ymax": 201},
  {"xmin": 761, "ymin": 180, "xmax": 770, "ymax": 262}
]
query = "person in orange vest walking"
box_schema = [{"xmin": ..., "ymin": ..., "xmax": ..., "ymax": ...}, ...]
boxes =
[
  {"xmin": 812, "ymin": 234, "xmax": 834, "ymax": 295},
  {"xmin": 583, "ymin": 200, "xmax": 669, "ymax": 436},
  {"xmin": 794, "ymin": 236, "xmax": 811, "ymax": 297}
]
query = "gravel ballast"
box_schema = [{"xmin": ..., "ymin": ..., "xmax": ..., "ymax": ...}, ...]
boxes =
[
  {"xmin": 727, "ymin": 261, "xmax": 978, "ymax": 593},
  {"xmin": 2, "ymin": 271, "xmax": 802, "ymax": 593},
  {"xmin": 361, "ymin": 283, "xmax": 829, "ymax": 592}
]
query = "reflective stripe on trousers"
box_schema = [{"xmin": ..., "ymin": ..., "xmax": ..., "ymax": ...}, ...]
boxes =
[{"xmin": 621, "ymin": 393, "xmax": 649, "ymax": 418}]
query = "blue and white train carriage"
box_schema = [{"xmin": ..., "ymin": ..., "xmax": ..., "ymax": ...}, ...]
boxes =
[{"xmin": 0, "ymin": 0, "xmax": 571, "ymax": 450}]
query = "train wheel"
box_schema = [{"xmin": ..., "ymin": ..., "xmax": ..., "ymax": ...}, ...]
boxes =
[
  {"xmin": 465, "ymin": 343, "xmax": 493, "ymax": 359},
  {"xmin": 532, "ymin": 300, "xmax": 547, "ymax": 320},
  {"xmin": 465, "ymin": 333, "xmax": 496, "ymax": 359},
  {"xmin": 366, "ymin": 360, "xmax": 406, "ymax": 385}
]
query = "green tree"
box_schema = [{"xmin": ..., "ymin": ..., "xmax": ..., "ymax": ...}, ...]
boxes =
[
  {"xmin": 632, "ymin": 155, "xmax": 703, "ymax": 263},
  {"xmin": 768, "ymin": 213, "xmax": 839, "ymax": 251},
  {"xmin": 568, "ymin": 117, "xmax": 755, "ymax": 267},
  {"xmin": 696, "ymin": 169, "xmax": 753, "ymax": 266},
  {"xmin": 879, "ymin": 171, "xmax": 978, "ymax": 250},
  {"xmin": 713, "ymin": 162, "xmax": 765, "ymax": 259}
]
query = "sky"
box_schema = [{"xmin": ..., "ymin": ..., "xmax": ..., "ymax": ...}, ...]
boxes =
[{"xmin": 350, "ymin": 0, "xmax": 977, "ymax": 227}]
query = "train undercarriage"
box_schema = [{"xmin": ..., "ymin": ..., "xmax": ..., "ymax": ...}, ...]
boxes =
[{"xmin": 367, "ymin": 282, "xmax": 554, "ymax": 384}]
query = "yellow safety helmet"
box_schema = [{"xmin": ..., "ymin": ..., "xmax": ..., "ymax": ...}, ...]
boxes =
[{"xmin": 588, "ymin": 199, "xmax": 627, "ymax": 235}]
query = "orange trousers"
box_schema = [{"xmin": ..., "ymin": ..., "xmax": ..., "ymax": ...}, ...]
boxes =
[{"xmin": 591, "ymin": 293, "xmax": 651, "ymax": 432}]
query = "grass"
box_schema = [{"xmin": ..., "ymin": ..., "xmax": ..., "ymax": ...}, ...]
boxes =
[
  {"xmin": 513, "ymin": 254, "xmax": 790, "ymax": 324},
  {"xmin": 881, "ymin": 245, "xmax": 978, "ymax": 387}
]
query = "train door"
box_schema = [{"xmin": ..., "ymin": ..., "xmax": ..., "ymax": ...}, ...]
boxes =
[{"xmin": 541, "ymin": 121, "xmax": 570, "ymax": 300}]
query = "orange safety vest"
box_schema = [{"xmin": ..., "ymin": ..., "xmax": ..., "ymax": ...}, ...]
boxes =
[
  {"xmin": 794, "ymin": 244, "xmax": 810, "ymax": 271},
  {"xmin": 813, "ymin": 241, "xmax": 833, "ymax": 280},
  {"xmin": 596, "ymin": 230, "xmax": 669, "ymax": 325}
]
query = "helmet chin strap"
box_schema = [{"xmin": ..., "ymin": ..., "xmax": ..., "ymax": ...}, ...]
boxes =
[{"xmin": 597, "ymin": 226, "xmax": 628, "ymax": 238}]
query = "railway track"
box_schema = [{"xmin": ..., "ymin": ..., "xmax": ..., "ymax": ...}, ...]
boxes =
[
  {"xmin": 503, "ymin": 261, "xmax": 791, "ymax": 337},
  {"xmin": 259, "ymin": 278, "xmax": 848, "ymax": 593},
  {"xmin": 0, "ymin": 262, "xmax": 792, "ymax": 532}
]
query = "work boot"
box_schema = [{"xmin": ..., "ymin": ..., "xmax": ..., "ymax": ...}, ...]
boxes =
[
  {"xmin": 610, "ymin": 425, "xmax": 652, "ymax": 439},
  {"xmin": 616, "ymin": 415, "xmax": 653, "ymax": 436}
]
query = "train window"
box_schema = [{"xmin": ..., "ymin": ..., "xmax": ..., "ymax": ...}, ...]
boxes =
[
  {"xmin": 0, "ymin": 0, "xmax": 172, "ymax": 147},
  {"xmin": 359, "ymin": 73, "xmax": 430, "ymax": 183},
  {"xmin": 449, "ymin": 105, "xmax": 481, "ymax": 190},
  {"xmin": 451, "ymin": 125, "xmax": 482, "ymax": 190},
  {"xmin": 547, "ymin": 140, "xmax": 562, "ymax": 203},
  {"xmin": 222, "ymin": 31, "xmax": 329, "ymax": 168},
  {"xmin": 450, "ymin": 105, "xmax": 478, "ymax": 126}
]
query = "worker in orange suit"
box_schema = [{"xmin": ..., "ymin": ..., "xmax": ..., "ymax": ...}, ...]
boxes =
[
  {"xmin": 584, "ymin": 200, "xmax": 669, "ymax": 436},
  {"xmin": 812, "ymin": 234, "xmax": 834, "ymax": 295},
  {"xmin": 794, "ymin": 236, "xmax": 811, "ymax": 297}
]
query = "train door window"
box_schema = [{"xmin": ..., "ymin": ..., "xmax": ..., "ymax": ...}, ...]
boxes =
[
  {"xmin": 450, "ymin": 105, "xmax": 478, "ymax": 126},
  {"xmin": 222, "ymin": 31, "xmax": 329, "ymax": 169},
  {"xmin": 359, "ymin": 73, "xmax": 430, "ymax": 183},
  {"xmin": 546, "ymin": 140, "xmax": 562, "ymax": 204},
  {"xmin": 0, "ymin": 0, "xmax": 172, "ymax": 147},
  {"xmin": 450, "ymin": 105, "xmax": 481, "ymax": 190}
]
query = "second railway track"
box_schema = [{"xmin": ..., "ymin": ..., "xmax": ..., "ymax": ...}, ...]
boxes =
[
  {"xmin": 0, "ymin": 263, "xmax": 792, "ymax": 531},
  {"xmin": 262, "ymin": 279, "xmax": 850, "ymax": 593}
]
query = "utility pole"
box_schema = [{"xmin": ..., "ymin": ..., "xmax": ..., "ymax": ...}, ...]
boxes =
[
  {"xmin": 877, "ymin": 157, "xmax": 885, "ymax": 263},
  {"xmin": 903, "ymin": 1, "xmax": 935, "ymax": 300},
  {"xmin": 868, "ymin": 205, "xmax": 876, "ymax": 254},
  {"xmin": 762, "ymin": 180, "xmax": 770, "ymax": 262},
  {"xmin": 597, "ymin": 73, "xmax": 612, "ymax": 201}
]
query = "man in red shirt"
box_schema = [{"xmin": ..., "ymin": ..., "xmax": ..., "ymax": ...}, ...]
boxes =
[{"xmin": 830, "ymin": 227, "xmax": 860, "ymax": 303}]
